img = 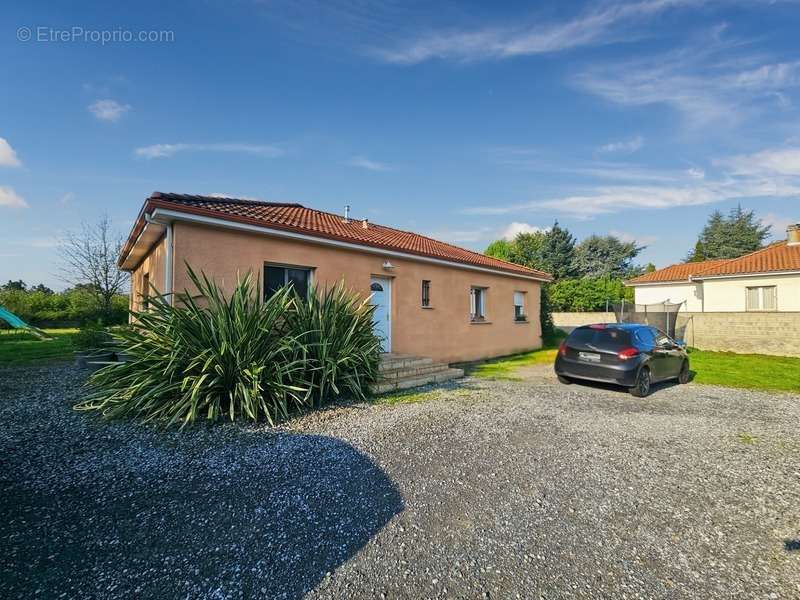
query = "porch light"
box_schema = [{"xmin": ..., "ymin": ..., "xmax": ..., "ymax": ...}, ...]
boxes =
[{"xmin": 382, "ymin": 260, "xmax": 395, "ymax": 271}]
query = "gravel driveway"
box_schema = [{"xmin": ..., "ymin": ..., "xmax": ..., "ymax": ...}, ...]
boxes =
[{"xmin": 2, "ymin": 364, "xmax": 799, "ymax": 599}]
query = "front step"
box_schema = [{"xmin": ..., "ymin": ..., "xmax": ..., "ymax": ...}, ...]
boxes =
[{"xmin": 371, "ymin": 353, "xmax": 464, "ymax": 394}]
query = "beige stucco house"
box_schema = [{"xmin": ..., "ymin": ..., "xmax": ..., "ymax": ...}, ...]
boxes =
[
  {"xmin": 627, "ymin": 224, "xmax": 800, "ymax": 312},
  {"xmin": 118, "ymin": 192, "xmax": 552, "ymax": 364}
]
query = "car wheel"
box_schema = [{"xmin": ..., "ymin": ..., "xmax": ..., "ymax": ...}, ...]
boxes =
[
  {"xmin": 629, "ymin": 367, "xmax": 651, "ymax": 397},
  {"xmin": 557, "ymin": 375, "xmax": 572, "ymax": 385},
  {"xmin": 678, "ymin": 360, "xmax": 690, "ymax": 384}
]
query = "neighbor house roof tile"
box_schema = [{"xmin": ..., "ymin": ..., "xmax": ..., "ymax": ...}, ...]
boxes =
[
  {"xmin": 627, "ymin": 240, "xmax": 800, "ymax": 284},
  {"xmin": 120, "ymin": 192, "xmax": 552, "ymax": 280},
  {"xmin": 626, "ymin": 259, "xmax": 731, "ymax": 284}
]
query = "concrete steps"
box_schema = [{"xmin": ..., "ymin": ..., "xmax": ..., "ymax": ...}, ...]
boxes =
[{"xmin": 371, "ymin": 353, "xmax": 464, "ymax": 394}]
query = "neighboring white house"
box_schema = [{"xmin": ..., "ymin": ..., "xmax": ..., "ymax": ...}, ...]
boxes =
[{"xmin": 627, "ymin": 224, "xmax": 800, "ymax": 312}]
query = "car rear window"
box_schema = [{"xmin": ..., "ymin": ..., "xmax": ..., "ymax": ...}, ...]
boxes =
[{"xmin": 568, "ymin": 327, "xmax": 632, "ymax": 348}]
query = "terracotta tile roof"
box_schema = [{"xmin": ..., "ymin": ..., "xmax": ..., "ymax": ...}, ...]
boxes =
[
  {"xmin": 120, "ymin": 192, "xmax": 552, "ymax": 280},
  {"xmin": 627, "ymin": 240, "xmax": 800, "ymax": 284},
  {"xmin": 692, "ymin": 241, "xmax": 800, "ymax": 278},
  {"xmin": 626, "ymin": 259, "xmax": 731, "ymax": 284}
]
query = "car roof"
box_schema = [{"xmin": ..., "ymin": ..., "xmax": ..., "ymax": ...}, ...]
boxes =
[{"xmin": 577, "ymin": 323, "xmax": 650, "ymax": 331}]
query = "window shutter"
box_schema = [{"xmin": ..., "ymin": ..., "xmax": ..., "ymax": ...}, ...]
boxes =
[
  {"xmin": 746, "ymin": 287, "xmax": 759, "ymax": 311},
  {"xmin": 470, "ymin": 288, "xmax": 476, "ymax": 318},
  {"xmin": 763, "ymin": 287, "xmax": 777, "ymax": 311},
  {"xmin": 514, "ymin": 291, "xmax": 524, "ymax": 307}
]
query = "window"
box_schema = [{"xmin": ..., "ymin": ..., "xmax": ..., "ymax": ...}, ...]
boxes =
[
  {"xmin": 470, "ymin": 287, "xmax": 486, "ymax": 321},
  {"xmin": 513, "ymin": 291, "xmax": 526, "ymax": 321},
  {"xmin": 634, "ymin": 327, "xmax": 656, "ymax": 349},
  {"xmin": 746, "ymin": 286, "xmax": 777, "ymax": 311},
  {"xmin": 421, "ymin": 280, "xmax": 431, "ymax": 307},
  {"xmin": 141, "ymin": 272, "xmax": 150, "ymax": 311},
  {"xmin": 264, "ymin": 265, "xmax": 311, "ymax": 300}
]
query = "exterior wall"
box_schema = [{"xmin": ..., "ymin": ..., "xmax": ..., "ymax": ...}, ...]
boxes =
[
  {"xmin": 677, "ymin": 312, "xmax": 800, "ymax": 357},
  {"xmin": 552, "ymin": 312, "xmax": 615, "ymax": 333},
  {"xmin": 633, "ymin": 282, "xmax": 704, "ymax": 311},
  {"xmin": 168, "ymin": 221, "xmax": 543, "ymax": 364},
  {"xmin": 129, "ymin": 235, "xmax": 167, "ymax": 313},
  {"xmin": 701, "ymin": 274, "xmax": 800, "ymax": 312}
]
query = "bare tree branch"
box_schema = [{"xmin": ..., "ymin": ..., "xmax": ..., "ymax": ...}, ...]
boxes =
[{"xmin": 59, "ymin": 215, "xmax": 129, "ymax": 320}]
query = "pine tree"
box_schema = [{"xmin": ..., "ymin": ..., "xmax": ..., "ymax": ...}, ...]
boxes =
[{"xmin": 686, "ymin": 206, "xmax": 770, "ymax": 261}]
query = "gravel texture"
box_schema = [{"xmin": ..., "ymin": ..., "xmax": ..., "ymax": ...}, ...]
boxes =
[{"xmin": 2, "ymin": 363, "xmax": 799, "ymax": 599}]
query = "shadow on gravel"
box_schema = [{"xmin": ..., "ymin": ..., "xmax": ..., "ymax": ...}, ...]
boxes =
[{"xmin": 1, "ymin": 431, "xmax": 404, "ymax": 599}]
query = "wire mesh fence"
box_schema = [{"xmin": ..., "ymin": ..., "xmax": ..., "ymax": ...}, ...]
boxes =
[{"xmin": 612, "ymin": 300, "xmax": 685, "ymax": 338}]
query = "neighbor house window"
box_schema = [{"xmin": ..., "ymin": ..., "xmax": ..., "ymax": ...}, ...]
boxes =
[
  {"xmin": 264, "ymin": 264, "xmax": 311, "ymax": 300},
  {"xmin": 746, "ymin": 286, "xmax": 777, "ymax": 311},
  {"xmin": 470, "ymin": 287, "xmax": 487, "ymax": 321},
  {"xmin": 514, "ymin": 291, "xmax": 526, "ymax": 321},
  {"xmin": 422, "ymin": 280, "xmax": 431, "ymax": 307}
]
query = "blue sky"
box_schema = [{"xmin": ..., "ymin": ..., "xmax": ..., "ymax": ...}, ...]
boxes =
[{"xmin": 2, "ymin": 0, "xmax": 800, "ymax": 289}]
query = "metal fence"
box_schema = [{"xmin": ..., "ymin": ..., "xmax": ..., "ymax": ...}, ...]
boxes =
[{"xmin": 612, "ymin": 300, "xmax": 685, "ymax": 338}]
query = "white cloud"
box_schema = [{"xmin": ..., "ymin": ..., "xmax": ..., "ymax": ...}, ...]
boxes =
[
  {"xmin": 598, "ymin": 136, "xmax": 644, "ymax": 154},
  {"xmin": 608, "ymin": 229, "xmax": 658, "ymax": 246},
  {"xmin": 760, "ymin": 212, "xmax": 796, "ymax": 239},
  {"xmin": 0, "ymin": 138, "xmax": 22, "ymax": 167},
  {"xmin": 59, "ymin": 192, "xmax": 75, "ymax": 205},
  {"xmin": 372, "ymin": 0, "xmax": 698, "ymax": 64},
  {"xmin": 135, "ymin": 143, "xmax": 284, "ymax": 159},
  {"xmin": 88, "ymin": 99, "xmax": 131, "ymax": 122},
  {"xmin": 346, "ymin": 156, "xmax": 393, "ymax": 172},
  {"xmin": 719, "ymin": 147, "xmax": 800, "ymax": 177},
  {"xmin": 502, "ymin": 222, "xmax": 546, "ymax": 240},
  {"xmin": 573, "ymin": 30, "xmax": 800, "ymax": 128},
  {"xmin": 465, "ymin": 144, "xmax": 800, "ymax": 217},
  {"xmin": 0, "ymin": 186, "xmax": 28, "ymax": 208}
]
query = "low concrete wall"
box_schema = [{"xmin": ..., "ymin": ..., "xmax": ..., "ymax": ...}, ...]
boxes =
[
  {"xmin": 677, "ymin": 312, "xmax": 800, "ymax": 358},
  {"xmin": 552, "ymin": 312, "xmax": 615, "ymax": 333},
  {"xmin": 553, "ymin": 311, "xmax": 800, "ymax": 357}
]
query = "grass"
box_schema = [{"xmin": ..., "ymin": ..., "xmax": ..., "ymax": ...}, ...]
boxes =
[
  {"xmin": 466, "ymin": 341, "xmax": 800, "ymax": 394},
  {"xmin": 467, "ymin": 347, "xmax": 559, "ymax": 381},
  {"xmin": 687, "ymin": 349, "xmax": 800, "ymax": 394},
  {"xmin": 0, "ymin": 328, "xmax": 80, "ymax": 365},
  {"xmin": 374, "ymin": 387, "xmax": 476, "ymax": 406}
]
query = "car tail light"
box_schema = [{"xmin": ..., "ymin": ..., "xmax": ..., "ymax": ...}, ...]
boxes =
[
  {"xmin": 617, "ymin": 347, "xmax": 640, "ymax": 360},
  {"xmin": 558, "ymin": 341, "xmax": 568, "ymax": 357}
]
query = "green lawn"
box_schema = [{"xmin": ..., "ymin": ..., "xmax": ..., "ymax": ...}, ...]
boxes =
[
  {"xmin": 467, "ymin": 347, "xmax": 558, "ymax": 381},
  {"xmin": 468, "ymin": 344, "xmax": 800, "ymax": 394},
  {"xmin": 0, "ymin": 328, "xmax": 79, "ymax": 365},
  {"xmin": 687, "ymin": 349, "xmax": 800, "ymax": 393}
]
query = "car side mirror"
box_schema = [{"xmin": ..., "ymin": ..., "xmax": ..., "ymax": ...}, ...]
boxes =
[{"xmin": 674, "ymin": 339, "xmax": 687, "ymax": 349}]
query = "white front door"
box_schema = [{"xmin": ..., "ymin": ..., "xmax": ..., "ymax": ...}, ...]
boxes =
[{"xmin": 370, "ymin": 277, "xmax": 392, "ymax": 352}]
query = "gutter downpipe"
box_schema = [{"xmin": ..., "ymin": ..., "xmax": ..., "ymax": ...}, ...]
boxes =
[{"xmin": 164, "ymin": 222, "xmax": 174, "ymax": 305}]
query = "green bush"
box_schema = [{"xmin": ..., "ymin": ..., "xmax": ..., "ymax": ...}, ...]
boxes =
[
  {"xmin": 73, "ymin": 322, "xmax": 113, "ymax": 350},
  {"xmin": 76, "ymin": 268, "xmax": 380, "ymax": 427},
  {"xmin": 0, "ymin": 287, "xmax": 129, "ymax": 327},
  {"xmin": 287, "ymin": 282, "xmax": 381, "ymax": 405},
  {"xmin": 548, "ymin": 277, "xmax": 634, "ymax": 312}
]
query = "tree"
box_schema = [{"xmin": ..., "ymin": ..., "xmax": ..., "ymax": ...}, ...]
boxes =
[
  {"xmin": 687, "ymin": 206, "xmax": 770, "ymax": 261},
  {"xmin": 644, "ymin": 262, "xmax": 656, "ymax": 273},
  {"xmin": 508, "ymin": 231, "xmax": 547, "ymax": 269},
  {"xmin": 537, "ymin": 222, "xmax": 577, "ymax": 280},
  {"xmin": 59, "ymin": 215, "xmax": 129, "ymax": 321},
  {"xmin": 30, "ymin": 283, "xmax": 54, "ymax": 294},
  {"xmin": 484, "ymin": 239, "xmax": 513, "ymax": 261},
  {"xmin": 2, "ymin": 280, "xmax": 27, "ymax": 291},
  {"xmin": 573, "ymin": 235, "xmax": 643, "ymax": 279}
]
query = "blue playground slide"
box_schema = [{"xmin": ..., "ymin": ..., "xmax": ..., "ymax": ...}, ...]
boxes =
[{"xmin": 0, "ymin": 306, "xmax": 49, "ymax": 339}]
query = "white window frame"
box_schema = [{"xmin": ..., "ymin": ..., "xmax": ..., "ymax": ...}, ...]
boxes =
[
  {"xmin": 513, "ymin": 291, "xmax": 526, "ymax": 321},
  {"xmin": 745, "ymin": 285, "xmax": 777, "ymax": 311},
  {"xmin": 470, "ymin": 287, "xmax": 487, "ymax": 321},
  {"xmin": 263, "ymin": 263, "xmax": 314, "ymax": 301}
]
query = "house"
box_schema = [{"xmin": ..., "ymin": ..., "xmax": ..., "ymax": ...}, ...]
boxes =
[
  {"xmin": 118, "ymin": 192, "xmax": 552, "ymax": 364},
  {"xmin": 626, "ymin": 224, "xmax": 800, "ymax": 312}
]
